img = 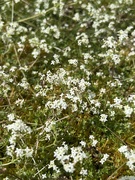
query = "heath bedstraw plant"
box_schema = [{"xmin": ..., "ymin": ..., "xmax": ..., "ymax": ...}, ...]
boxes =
[{"xmin": 0, "ymin": 0, "xmax": 135, "ymax": 179}]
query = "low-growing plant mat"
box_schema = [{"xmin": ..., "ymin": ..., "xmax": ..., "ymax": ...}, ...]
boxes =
[{"xmin": 0, "ymin": 0, "xmax": 135, "ymax": 179}]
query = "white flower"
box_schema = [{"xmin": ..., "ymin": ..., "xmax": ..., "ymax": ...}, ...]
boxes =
[
  {"xmin": 92, "ymin": 139, "xmax": 98, "ymax": 147},
  {"xmin": 112, "ymin": 54, "xmax": 120, "ymax": 64},
  {"xmin": 126, "ymin": 150, "xmax": 135, "ymax": 170},
  {"xmin": 80, "ymin": 141, "xmax": 86, "ymax": 147},
  {"xmin": 6, "ymin": 119, "xmax": 32, "ymax": 134},
  {"xmin": 63, "ymin": 46, "xmax": 71, "ymax": 56},
  {"xmin": 24, "ymin": 147, "xmax": 33, "ymax": 158},
  {"xmin": 118, "ymin": 145, "xmax": 128, "ymax": 153},
  {"xmin": 112, "ymin": 97, "xmax": 123, "ymax": 109},
  {"xmin": 100, "ymin": 114, "xmax": 108, "ymax": 122},
  {"xmin": 44, "ymin": 120, "xmax": 56, "ymax": 133},
  {"xmin": 15, "ymin": 148, "xmax": 24, "ymax": 158},
  {"xmin": 15, "ymin": 98, "xmax": 24, "ymax": 108},
  {"xmin": 95, "ymin": 101, "xmax": 101, "ymax": 108},
  {"xmin": 89, "ymin": 135, "xmax": 94, "ymax": 140},
  {"xmin": 80, "ymin": 168, "xmax": 88, "ymax": 176},
  {"xmin": 124, "ymin": 105, "xmax": 133, "ymax": 117},
  {"xmin": 50, "ymin": 25, "xmax": 60, "ymax": 39},
  {"xmin": 45, "ymin": 134, "xmax": 51, "ymax": 140},
  {"xmin": 78, "ymin": 79, "xmax": 90, "ymax": 92},
  {"xmin": 46, "ymin": 98, "xmax": 67, "ymax": 110},
  {"xmin": 4, "ymin": 177, "xmax": 10, "ymax": 180},
  {"xmin": 73, "ymin": 13, "xmax": 80, "ymax": 21},
  {"xmin": 110, "ymin": 111, "xmax": 115, "ymax": 117},
  {"xmin": 100, "ymin": 153, "xmax": 109, "ymax": 164},
  {"xmin": 83, "ymin": 53, "xmax": 91, "ymax": 60},
  {"xmin": 48, "ymin": 160, "xmax": 59, "ymax": 172},
  {"xmin": 32, "ymin": 48, "xmax": 40, "ymax": 58},
  {"xmin": 63, "ymin": 162, "xmax": 75, "ymax": 173},
  {"xmin": 114, "ymin": 97, "xmax": 122, "ymax": 105},
  {"xmin": 7, "ymin": 113, "xmax": 15, "ymax": 121},
  {"xmin": 20, "ymin": 35, "xmax": 27, "ymax": 42},
  {"xmin": 89, "ymin": 135, "xmax": 98, "ymax": 147},
  {"xmin": 102, "ymin": 36, "xmax": 116, "ymax": 49},
  {"xmin": 10, "ymin": 66, "xmax": 17, "ymax": 72},
  {"xmin": 68, "ymin": 59, "xmax": 78, "ymax": 66},
  {"xmin": 119, "ymin": 146, "xmax": 135, "ymax": 171},
  {"xmin": 18, "ymin": 77, "xmax": 29, "ymax": 90},
  {"xmin": 9, "ymin": 134, "xmax": 17, "ymax": 145},
  {"xmin": 6, "ymin": 145, "xmax": 15, "ymax": 157},
  {"xmin": 118, "ymin": 30, "xmax": 128, "ymax": 43},
  {"xmin": 42, "ymin": 174, "xmax": 47, "ymax": 179},
  {"xmin": 54, "ymin": 145, "xmax": 68, "ymax": 161},
  {"xmin": 48, "ymin": 160, "xmax": 55, "ymax": 169},
  {"xmin": 76, "ymin": 33, "xmax": 89, "ymax": 46},
  {"xmin": 51, "ymin": 54, "xmax": 60, "ymax": 65},
  {"xmin": 100, "ymin": 88, "xmax": 106, "ymax": 94},
  {"xmin": 70, "ymin": 146, "xmax": 87, "ymax": 164}
]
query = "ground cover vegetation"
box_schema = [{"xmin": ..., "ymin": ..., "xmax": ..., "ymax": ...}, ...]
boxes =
[{"xmin": 0, "ymin": 0, "xmax": 135, "ymax": 179}]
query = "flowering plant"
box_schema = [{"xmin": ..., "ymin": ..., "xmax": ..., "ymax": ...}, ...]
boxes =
[{"xmin": 0, "ymin": 0, "xmax": 135, "ymax": 179}]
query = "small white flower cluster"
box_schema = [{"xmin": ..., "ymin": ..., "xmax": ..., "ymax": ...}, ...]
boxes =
[
  {"xmin": 80, "ymin": 167, "xmax": 88, "ymax": 176},
  {"xmin": 63, "ymin": 46, "xmax": 71, "ymax": 57},
  {"xmin": 109, "ymin": 96, "xmax": 134, "ymax": 119},
  {"xmin": 118, "ymin": 145, "xmax": 135, "ymax": 170},
  {"xmin": 100, "ymin": 114, "xmax": 108, "ymax": 122},
  {"xmin": 18, "ymin": 77, "xmax": 29, "ymax": 90},
  {"xmin": 6, "ymin": 118, "xmax": 32, "ymax": 134},
  {"xmin": 89, "ymin": 99, "xmax": 101, "ymax": 114},
  {"xmin": 2, "ymin": 22, "xmax": 27, "ymax": 43},
  {"xmin": 46, "ymin": 97, "xmax": 67, "ymax": 110},
  {"xmin": 100, "ymin": 153, "xmax": 109, "ymax": 164},
  {"xmin": 73, "ymin": 13, "xmax": 80, "ymax": 21},
  {"xmin": 118, "ymin": 0, "xmax": 133, "ymax": 4},
  {"xmin": 5, "ymin": 114, "xmax": 32, "ymax": 158},
  {"xmin": 43, "ymin": 120, "xmax": 56, "ymax": 140},
  {"xmin": 123, "ymin": 105, "xmax": 133, "ymax": 118},
  {"xmin": 15, "ymin": 147, "xmax": 33, "ymax": 158},
  {"xmin": 49, "ymin": 142, "xmax": 87, "ymax": 174},
  {"xmin": 46, "ymin": 68, "xmax": 67, "ymax": 85},
  {"xmin": 42, "ymin": 25, "xmax": 60, "ymax": 39},
  {"xmin": 78, "ymin": 79, "xmax": 91, "ymax": 92},
  {"xmin": 76, "ymin": 33, "xmax": 89, "ymax": 46},
  {"xmin": 89, "ymin": 135, "xmax": 98, "ymax": 147},
  {"xmin": 100, "ymin": 48, "xmax": 121, "ymax": 65},
  {"xmin": 118, "ymin": 26, "xmax": 133, "ymax": 45},
  {"xmin": 41, "ymin": 174, "xmax": 47, "ymax": 179},
  {"xmin": 113, "ymin": 97, "xmax": 122, "ymax": 109},
  {"xmin": 52, "ymin": 0, "xmax": 64, "ymax": 16},
  {"xmin": 51, "ymin": 54, "xmax": 60, "ymax": 65},
  {"xmin": 15, "ymin": 98, "xmax": 24, "ymax": 108},
  {"xmin": 44, "ymin": 120, "xmax": 56, "ymax": 133},
  {"xmin": 29, "ymin": 37, "xmax": 49, "ymax": 58},
  {"xmin": 102, "ymin": 36, "xmax": 117, "ymax": 49},
  {"xmin": 107, "ymin": 79, "xmax": 122, "ymax": 87},
  {"xmin": 68, "ymin": 59, "xmax": 78, "ymax": 66},
  {"xmin": 43, "ymin": 69, "xmax": 91, "ymax": 115},
  {"xmin": 128, "ymin": 94, "xmax": 135, "ymax": 106}
]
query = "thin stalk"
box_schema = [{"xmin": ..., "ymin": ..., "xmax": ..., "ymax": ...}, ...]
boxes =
[
  {"xmin": 107, "ymin": 162, "xmax": 126, "ymax": 180},
  {"xmin": 17, "ymin": 6, "xmax": 57, "ymax": 23},
  {"xmin": 11, "ymin": 0, "xmax": 14, "ymax": 23},
  {"xmin": 103, "ymin": 124, "xmax": 127, "ymax": 145}
]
